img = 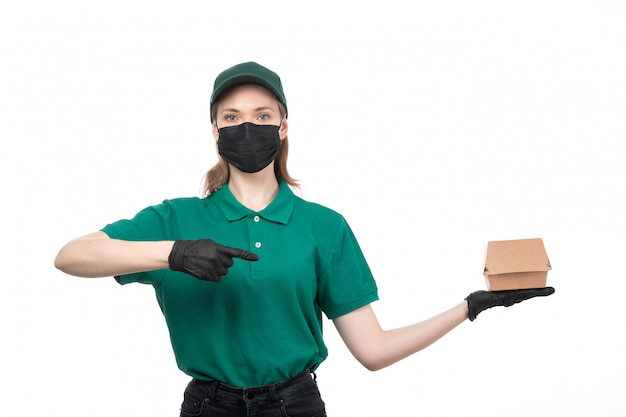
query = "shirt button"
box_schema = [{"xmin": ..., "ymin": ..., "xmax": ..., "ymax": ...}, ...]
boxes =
[
  {"xmin": 253, "ymin": 215, "xmax": 260, "ymax": 222},
  {"xmin": 255, "ymin": 242, "xmax": 262, "ymax": 249}
]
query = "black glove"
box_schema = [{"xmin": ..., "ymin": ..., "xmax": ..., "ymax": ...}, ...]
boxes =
[
  {"xmin": 168, "ymin": 239, "xmax": 259, "ymax": 282},
  {"xmin": 465, "ymin": 287, "xmax": 555, "ymax": 321}
]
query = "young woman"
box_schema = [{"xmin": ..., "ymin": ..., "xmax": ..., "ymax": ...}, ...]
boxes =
[{"xmin": 54, "ymin": 61, "xmax": 554, "ymax": 417}]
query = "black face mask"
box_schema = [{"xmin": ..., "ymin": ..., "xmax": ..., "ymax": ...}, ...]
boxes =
[{"xmin": 217, "ymin": 122, "xmax": 281, "ymax": 173}]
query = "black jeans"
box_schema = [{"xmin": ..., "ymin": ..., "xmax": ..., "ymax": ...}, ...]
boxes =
[{"xmin": 179, "ymin": 370, "xmax": 327, "ymax": 417}]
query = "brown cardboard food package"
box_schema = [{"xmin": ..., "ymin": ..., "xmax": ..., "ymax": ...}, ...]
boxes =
[{"xmin": 483, "ymin": 238, "xmax": 551, "ymax": 291}]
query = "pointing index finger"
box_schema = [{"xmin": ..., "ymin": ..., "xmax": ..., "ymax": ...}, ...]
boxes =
[{"xmin": 221, "ymin": 244, "xmax": 260, "ymax": 262}]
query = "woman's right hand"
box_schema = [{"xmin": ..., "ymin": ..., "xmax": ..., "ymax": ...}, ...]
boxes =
[{"xmin": 168, "ymin": 239, "xmax": 259, "ymax": 282}]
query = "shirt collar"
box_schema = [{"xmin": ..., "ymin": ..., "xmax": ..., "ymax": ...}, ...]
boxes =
[{"xmin": 218, "ymin": 180, "xmax": 294, "ymax": 225}]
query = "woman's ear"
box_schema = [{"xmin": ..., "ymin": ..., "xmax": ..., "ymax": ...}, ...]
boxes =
[
  {"xmin": 212, "ymin": 121, "xmax": 219, "ymax": 142},
  {"xmin": 279, "ymin": 118, "xmax": 288, "ymax": 140}
]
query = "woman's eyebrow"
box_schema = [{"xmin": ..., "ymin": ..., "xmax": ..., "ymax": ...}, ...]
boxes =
[
  {"xmin": 219, "ymin": 106, "xmax": 275, "ymax": 114},
  {"xmin": 220, "ymin": 107, "xmax": 240, "ymax": 114},
  {"xmin": 254, "ymin": 106, "xmax": 275, "ymax": 112}
]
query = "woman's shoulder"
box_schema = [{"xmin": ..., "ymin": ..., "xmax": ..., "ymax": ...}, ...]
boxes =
[
  {"xmin": 154, "ymin": 195, "xmax": 219, "ymax": 215},
  {"xmin": 293, "ymin": 195, "xmax": 346, "ymax": 224},
  {"xmin": 159, "ymin": 196, "xmax": 205, "ymax": 208}
]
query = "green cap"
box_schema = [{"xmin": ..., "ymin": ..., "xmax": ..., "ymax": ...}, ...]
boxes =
[{"xmin": 210, "ymin": 61, "xmax": 287, "ymax": 117}]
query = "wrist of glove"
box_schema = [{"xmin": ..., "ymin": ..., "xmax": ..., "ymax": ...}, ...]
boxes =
[
  {"xmin": 168, "ymin": 239, "xmax": 259, "ymax": 282},
  {"xmin": 465, "ymin": 287, "xmax": 555, "ymax": 321}
]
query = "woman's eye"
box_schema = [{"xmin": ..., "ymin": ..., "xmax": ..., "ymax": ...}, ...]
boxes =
[
  {"xmin": 258, "ymin": 114, "xmax": 269, "ymax": 121},
  {"xmin": 226, "ymin": 115, "xmax": 237, "ymax": 121}
]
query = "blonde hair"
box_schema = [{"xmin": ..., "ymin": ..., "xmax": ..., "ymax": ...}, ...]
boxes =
[{"xmin": 202, "ymin": 95, "xmax": 299, "ymax": 196}]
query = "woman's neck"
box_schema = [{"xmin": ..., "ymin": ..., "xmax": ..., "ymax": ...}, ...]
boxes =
[{"xmin": 227, "ymin": 165, "xmax": 280, "ymax": 212}]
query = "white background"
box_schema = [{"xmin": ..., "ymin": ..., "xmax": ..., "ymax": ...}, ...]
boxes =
[{"xmin": 2, "ymin": 1, "xmax": 625, "ymax": 415}]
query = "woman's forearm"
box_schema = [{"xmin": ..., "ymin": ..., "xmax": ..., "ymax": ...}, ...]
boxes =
[
  {"xmin": 54, "ymin": 231, "xmax": 174, "ymax": 278},
  {"xmin": 334, "ymin": 302, "xmax": 469, "ymax": 371},
  {"xmin": 371, "ymin": 302, "xmax": 468, "ymax": 370}
]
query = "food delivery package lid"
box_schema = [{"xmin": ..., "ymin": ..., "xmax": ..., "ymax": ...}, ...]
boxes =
[{"xmin": 484, "ymin": 238, "xmax": 552, "ymax": 276}]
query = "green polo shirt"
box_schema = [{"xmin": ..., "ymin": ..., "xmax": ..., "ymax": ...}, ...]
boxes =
[{"xmin": 101, "ymin": 180, "xmax": 378, "ymax": 387}]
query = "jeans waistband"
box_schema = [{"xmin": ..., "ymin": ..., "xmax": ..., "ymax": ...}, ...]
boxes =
[
  {"xmin": 183, "ymin": 369, "xmax": 323, "ymax": 413},
  {"xmin": 188, "ymin": 369, "xmax": 315, "ymax": 401}
]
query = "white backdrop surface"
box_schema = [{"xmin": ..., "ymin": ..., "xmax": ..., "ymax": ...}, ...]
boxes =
[{"xmin": 1, "ymin": 1, "xmax": 625, "ymax": 416}]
